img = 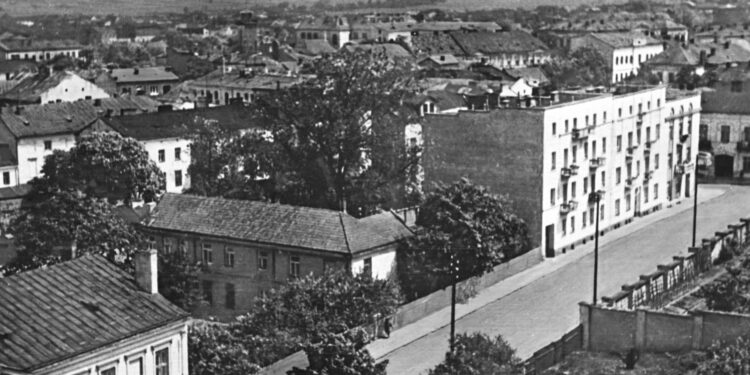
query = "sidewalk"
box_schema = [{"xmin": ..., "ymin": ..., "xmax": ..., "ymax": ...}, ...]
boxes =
[{"xmin": 367, "ymin": 185, "xmax": 730, "ymax": 361}]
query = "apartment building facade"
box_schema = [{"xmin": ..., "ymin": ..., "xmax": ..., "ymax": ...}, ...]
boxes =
[
  {"xmin": 571, "ymin": 32, "xmax": 664, "ymax": 83},
  {"xmin": 422, "ymin": 85, "xmax": 700, "ymax": 257}
]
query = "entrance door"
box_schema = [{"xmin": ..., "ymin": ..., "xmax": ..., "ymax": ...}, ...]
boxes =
[
  {"xmin": 685, "ymin": 174, "xmax": 691, "ymax": 198},
  {"xmin": 545, "ymin": 224, "xmax": 555, "ymax": 257},
  {"xmin": 715, "ymin": 154, "xmax": 734, "ymax": 178},
  {"xmin": 634, "ymin": 188, "xmax": 641, "ymax": 216}
]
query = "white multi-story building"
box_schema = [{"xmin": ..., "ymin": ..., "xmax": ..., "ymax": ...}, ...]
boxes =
[
  {"xmin": 571, "ymin": 32, "xmax": 665, "ymax": 83},
  {"xmin": 423, "ymin": 85, "xmax": 700, "ymax": 257}
]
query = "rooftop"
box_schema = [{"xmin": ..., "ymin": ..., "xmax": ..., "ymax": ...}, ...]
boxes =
[
  {"xmin": 0, "ymin": 184, "xmax": 31, "ymax": 200},
  {"xmin": 449, "ymin": 30, "xmax": 549, "ymax": 55},
  {"xmin": 190, "ymin": 70, "xmax": 303, "ymax": 91},
  {"xmin": 0, "ymin": 255, "xmax": 188, "ymax": 372},
  {"xmin": 590, "ymin": 32, "xmax": 662, "ymax": 48},
  {"xmin": 108, "ymin": 67, "xmax": 179, "ymax": 84},
  {"xmin": 0, "ymin": 71, "xmax": 87, "ymax": 103},
  {"xmin": 701, "ymin": 88, "xmax": 750, "ymax": 114},
  {"xmin": 145, "ymin": 193, "xmax": 413, "ymax": 255},
  {"xmin": 0, "ymin": 37, "xmax": 82, "ymax": 53}
]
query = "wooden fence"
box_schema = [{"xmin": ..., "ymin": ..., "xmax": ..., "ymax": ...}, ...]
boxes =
[{"xmin": 601, "ymin": 217, "xmax": 750, "ymax": 310}]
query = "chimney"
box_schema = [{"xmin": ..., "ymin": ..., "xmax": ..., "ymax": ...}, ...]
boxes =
[
  {"xmin": 133, "ymin": 67, "xmax": 139, "ymax": 75},
  {"xmin": 276, "ymin": 80, "xmax": 280, "ymax": 90},
  {"xmin": 725, "ymin": 41, "xmax": 731, "ymax": 49},
  {"xmin": 135, "ymin": 249, "xmax": 158, "ymax": 294},
  {"xmin": 700, "ymin": 50, "xmax": 707, "ymax": 65},
  {"xmin": 710, "ymin": 47, "xmax": 716, "ymax": 56},
  {"xmin": 551, "ymin": 91, "xmax": 560, "ymax": 102},
  {"xmin": 93, "ymin": 98, "xmax": 102, "ymax": 107},
  {"xmin": 105, "ymin": 108, "xmax": 113, "ymax": 117}
]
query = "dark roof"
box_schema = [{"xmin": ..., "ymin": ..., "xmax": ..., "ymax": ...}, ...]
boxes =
[
  {"xmin": 449, "ymin": 31, "xmax": 549, "ymax": 55},
  {"xmin": 412, "ymin": 32, "xmax": 465, "ymax": 57},
  {"xmin": 646, "ymin": 44, "xmax": 700, "ymax": 66},
  {"xmin": 295, "ymin": 39, "xmax": 337, "ymax": 55},
  {"xmin": 104, "ymin": 104, "xmax": 260, "ymax": 140},
  {"xmin": 0, "ymin": 184, "xmax": 30, "ymax": 200},
  {"xmin": 0, "ymin": 143, "xmax": 15, "ymax": 167},
  {"xmin": 0, "ymin": 96, "xmax": 159, "ymax": 139},
  {"xmin": 344, "ymin": 43, "xmax": 413, "ymax": 60},
  {"xmin": 0, "ymin": 71, "xmax": 83, "ymax": 103},
  {"xmin": 505, "ymin": 67, "xmax": 550, "ymax": 85},
  {"xmin": 589, "ymin": 32, "xmax": 661, "ymax": 48},
  {"xmin": 109, "ymin": 67, "xmax": 179, "ymax": 84},
  {"xmin": 0, "ymin": 255, "xmax": 188, "ymax": 372},
  {"xmin": 0, "ymin": 38, "xmax": 82, "ymax": 53},
  {"xmin": 0, "ymin": 60, "xmax": 37, "ymax": 75},
  {"xmin": 145, "ymin": 193, "xmax": 412, "ymax": 254},
  {"xmin": 701, "ymin": 89, "xmax": 750, "ymax": 114}
]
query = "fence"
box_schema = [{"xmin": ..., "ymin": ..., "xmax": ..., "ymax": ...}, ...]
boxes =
[
  {"xmin": 580, "ymin": 302, "xmax": 750, "ymax": 353},
  {"xmin": 601, "ymin": 217, "xmax": 750, "ymax": 310},
  {"xmin": 523, "ymin": 325, "xmax": 582, "ymax": 375}
]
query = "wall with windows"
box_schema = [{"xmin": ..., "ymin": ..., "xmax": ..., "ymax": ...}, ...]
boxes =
[
  {"xmin": 41, "ymin": 73, "xmax": 110, "ymax": 104},
  {"xmin": 38, "ymin": 320, "xmax": 188, "ymax": 375},
  {"xmin": 17, "ymin": 134, "xmax": 75, "ymax": 184},
  {"xmin": 700, "ymin": 112, "xmax": 750, "ymax": 178},
  {"xmin": 141, "ymin": 137, "xmax": 191, "ymax": 193},
  {"xmin": 2, "ymin": 48, "xmax": 81, "ymax": 61}
]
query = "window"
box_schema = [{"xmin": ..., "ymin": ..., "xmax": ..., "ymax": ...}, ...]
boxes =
[
  {"xmin": 602, "ymin": 138, "xmax": 606, "ymax": 154},
  {"xmin": 43, "ymin": 140, "xmax": 52, "ymax": 150},
  {"xmin": 593, "ymin": 114, "xmax": 597, "ymax": 125},
  {"xmin": 654, "ymin": 184, "xmax": 659, "ymax": 200},
  {"xmin": 290, "ymin": 256, "xmax": 301, "ymax": 278},
  {"xmin": 550, "ymin": 188, "xmax": 556, "ymax": 206},
  {"xmin": 100, "ymin": 367, "xmax": 116, "ymax": 375},
  {"xmin": 585, "ymin": 115, "xmax": 589, "ymax": 126},
  {"xmin": 224, "ymin": 247, "xmax": 235, "ymax": 267},
  {"xmin": 564, "ymin": 120, "xmax": 569, "ymax": 132},
  {"xmin": 615, "ymin": 199, "xmax": 621, "ymax": 216},
  {"xmin": 571, "ymin": 182, "xmax": 577, "ymax": 198},
  {"xmin": 155, "ymin": 348, "xmax": 169, "ymax": 375},
  {"xmin": 600, "ymin": 205, "xmax": 605, "ymax": 220},
  {"xmin": 601, "ymin": 171, "xmax": 605, "ymax": 186},
  {"xmin": 745, "ymin": 127, "xmax": 750, "ymax": 142},
  {"xmin": 552, "ymin": 122, "xmax": 557, "ymax": 135},
  {"xmin": 563, "ymin": 149, "xmax": 568, "ymax": 167},
  {"xmin": 589, "ymin": 207, "xmax": 594, "ymax": 225},
  {"xmin": 2, "ymin": 172, "xmax": 8, "ymax": 185},
  {"xmin": 561, "ymin": 217, "xmax": 567, "ymax": 235},
  {"xmin": 721, "ymin": 126, "xmax": 731, "ymax": 143},
  {"xmin": 158, "ymin": 149, "xmax": 165, "ymax": 162},
  {"xmin": 617, "ymin": 135, "xmax": 622, "ymax": 152},
  {"xmin": 584, "ymin": 142, "xmax": 589, "ymax": 159},
  {"xmin": 225, "ymin": 283, "xmax": 235, "ymax": 309},
  {"xmin": 164, "ymin": 240, "xmax": 172, "ymax": 254},
  {"xmin": 654, "ymin": 154, "xmax": 659, "ymax": 169},
  {"xmin": 744, "ymin": 157, "xmax": 750, "ymax": 172},
  {"xmin": 644, "ymin": 186, "xmax": 650, "ymax": 203},
  {"xmin": 570, "ymin": 217, "xmax": 575, "ymax": 233},
  {"xmin": 174, "ymin": 147, "xmax": 181, "ymax": 161},
  {"xmin": 573, "ymin": 118, "xmax": 578, "ymax": 128},
  {"xmin": 202, "ymin": 243, "xmax": 213, "ymax": 265},
  {"xmin": 572, "ymin": 145, "xmax": 577, "ymax": 163},
  {"xmin": 657, "ymin": 99, "xmax": 661, "ymax": 107},
  {"xmin": 202, "ymin": 280, "xmax": 213, "ymax": 306},
  {"xmin": 603, "ymin": 111, "xmax": 607, "ymax": 123},
  {"xmin": 258, "ymin": 251, "xmax": 269, "ymax": 270},
  {"xmin": 592, "ymin": 140, "xmax": 597, "ymax": 157},
  {"xmin": 629, "ymin": 105, "xmax": 633, "ymax": 115},
  {"xmin": 174, "ymin": 170, "xmax": 182, "ymax": 187},
  {"xmin": 178, "ymin": 240, "xmax": 187, "ymax": 257},
  {"xmin": 628, "ymin": 132, "xmax": 633, "ymax": 148},
  {"xmin": 583, "ymin": 177, "xmax": 588, "ymax": 194},
  {"xmin": 363, "ymin": 257, "xmax": 372, "ymax": 277},
  {"xmin": 150, "ymin": 85, "xmax": 158, "ymax": 95},
  {"xmin": 616, "ymin": 167, "xmax": 621, "ymax": 184},
  {"xmin": 637, "ymin": 129, "xmax": 641, "ymax": 145},
  {"xmin": 582, "ymin": 212, "xmax": 587, "ymax": 228},
  {"xmin": 618, "ymin": 108, "xmax": 622, "ymax": 117},
  {"xmin": 551, "ymin": 152, "xmax": 556, "ymax": 170},
  {"xmin": 127, "ymin": 357, "xmax": 143, "ymax": 375},
  {"xmin": 626, "ymin": 193, "xmax": 632, "ymax": 211}
]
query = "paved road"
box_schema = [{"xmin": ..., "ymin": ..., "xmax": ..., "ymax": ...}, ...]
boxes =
[{"xmin": 382, "ymin": 185, "xmax": 750, "ymax": 374}]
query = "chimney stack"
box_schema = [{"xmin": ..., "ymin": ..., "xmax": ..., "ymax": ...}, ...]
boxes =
[
  {"xmin": 135, "ymin": 249, "xmax": 158, "ymax": 294},
  {"xmin": 133, "ymin": 67, "xmax": 139, "ymax": 75}
]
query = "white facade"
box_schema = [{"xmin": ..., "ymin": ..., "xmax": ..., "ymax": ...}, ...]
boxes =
[
  {"xmin": 17, "ymin": 134, "xmax": 76, "ymax": 184},
  {"xmin": 611, "ymin": 42, "xmax": 664, "ymax": 83},
  {"xmin": 540, "ymin": 86, "xmax": 700, "ymax": 256},
  {"xmin": 0, "ymin": 164, "xmax": 19, "ymax": 188},
  {"xmin": 2, "ymin": 48, "xmax": 81, "ymax": 62},
  {"xmin": 39, "ymin": 320, "xmax": 189, "ymax": 375},
  {"xmin": 41, "ymin": 73, "xmax": 110, "ymax": 104},
  {"xmin": 351, "ymin": 250, "xmax": 396, "ymax": 280},
  {"xmin": 142, "ymin": 137, "xmax": 192, "ymax": 193}
]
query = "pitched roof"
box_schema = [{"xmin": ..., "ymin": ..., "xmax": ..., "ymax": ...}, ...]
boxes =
[
  {"xmin": 0, "ymin": 184, "xmax": 31, "ymax": 200},
  {"xmin": 646, "ymin": 44, "xmax": 701, "ymax": 66},
  {"xmin": 104, "ymin": 104, "xmax": 261, "ymax": 140},
  {"xmin": 412, "ymin": 32, "xmax": 465, "ymax": 57},
  {"xmin": 145, "ymin": 193, "xmax": 412, "ymax": 254},
  {"xmin": 449, "ymin": 31, "xmax": 549, "ymax": 55},
  {"xmin": 0, "ymin": 255, "xmax": 188, "ymax": 372},
  {"xmin": 701, "ymin": 89, "xmax": 750, "ymax": 114},
  {"xmin": 0, "ymin": 96, "xmax": 160, "ymax": 138},
  {"xmin": 505, "ymin": 67, "xmax": 550, "ymax": 85},
  {"xmin": 344, "ymin": 43, "xmax": 413, "ymax": 60},
  {"xmin": 0, "ymin": 143, "xmax": 16, "ymax": 167},
  {"xmin": 109, "ymin": 67, "xmax": 179, "ymax": 84},
  {"xmin": 0, "ymin": 38, "xmax": 82, "ymax": 53},
  {"xmin": 590, "ymin": 32, "xmax": 661, "ymax": 48},
  {"xmin": 0, "ymin": 71, "xmax": 87, "ymax": 103}
]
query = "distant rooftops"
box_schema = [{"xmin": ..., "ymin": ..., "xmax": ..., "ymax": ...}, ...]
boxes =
[
  {"xmin": 0, "ymin": 35, "xmax": 82, "ymax": 53},
  {"xmin": 190, "ymin": 70, "xmax": 302, "ymax": 91},
  {"xmin": 589, "ymin": 32, "xmax": 662, "ymax": 48},
  {"xmin": 108, "ymin": 67, "xmax": 179, "ymax": 84}
]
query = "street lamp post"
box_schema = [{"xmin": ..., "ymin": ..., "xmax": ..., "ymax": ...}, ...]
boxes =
[
  {"xmin": 692, "ymin": 153, "xmax": 699, "ymax": 247},
  {"xmin": 589, "ymin": 191, "xmax": 602, "ymax": 304}
]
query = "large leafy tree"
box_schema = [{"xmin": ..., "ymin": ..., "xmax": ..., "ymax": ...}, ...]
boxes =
[
  {"xmin": 288, "ymin": 329, "xmax": 387, "ymax": 375},
  {"xmin": 188, "ymin": 323, "xmax": 263, "ymax": 375},
  {"xmin": 397, "ymin": 179, "xmax": 529, "ymax": 300},
  {"xmin": 541, "ymin": 47, "xmax": 611, "ymax": 89},
  {"xmin": 158, "ymin": 251, "xmax": 206, "ymax": 311},
  {"xmin": 697, "ymin": 335, "xmax": 750, "ymax": 374},
  {"xmin": 192, "ymin": 49, "xmax": 418, "ymax": 216},
  {"xmin": 39, "ymin": 132, "xmax": 164, "ymax": 203},
  {"xmin": 429, "ymin": 333, "xmax": 522, "ymax": 375}
]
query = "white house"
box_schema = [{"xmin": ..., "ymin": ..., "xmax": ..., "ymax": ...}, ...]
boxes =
[
  {"xmin": 0, "ymin": 34, "xmax": 83, "ymax": 62},
  {"xmin": 0, "ymin": 71, "xmax": 110, "ymax": 105},
  {"xmin": 0, "ymin": 252, "xmax": 190, "ymax": 375},
  {"xmin": 571, "ymin": 32, "xmax": 665, "ymax": 83}
]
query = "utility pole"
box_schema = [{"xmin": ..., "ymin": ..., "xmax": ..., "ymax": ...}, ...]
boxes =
[
  {"xmin": 590, "ymin": 191, "xmax": 601, "ymax": 304},
  {"xmin": 692, "ymin": 153, "xmax": 699, "ymax": 247}
]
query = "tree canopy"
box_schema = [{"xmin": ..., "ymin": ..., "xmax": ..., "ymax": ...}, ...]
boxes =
[
  {"xmin": 288, "ymin": 329, "xmax": 387, "ymax": 375},
  {"xmin": 541, "ymin": 47, "xmax": 611, "ymax": 89},
  {"xmin": 429, "ymin": 333, "xmax": 522, "ymax": 375},
  {"xmin": 397, "ymin": 179, "xmax": 529, "ymax": 300}
]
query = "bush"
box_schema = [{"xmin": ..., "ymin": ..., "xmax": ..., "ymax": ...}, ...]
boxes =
[
  {"xmin": 429, "ymin": 333, "xmax": 522, "ymax": 375},
  {"xmin": 288, "ymin": 329, "xmax": 387, "ymax": 375},
  {"xmin": 697, "ymin": 335, "xmax": 750, "ymax": 374}
]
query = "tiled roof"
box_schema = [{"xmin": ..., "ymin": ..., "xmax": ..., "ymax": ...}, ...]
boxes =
[
  {"xmin": 0, "ymin": 60, "xmax": 37, "ymax": 75},
  {"xmin": 505, "ymin": 67, "xmax": 550, "ymax": 85},
  {"xmin": 701, "ymin": 89, "xmax": 750, "ymax": 114},
  {"xmin": 0, "ymin": 71, "xmax": 85, "ymax": 103},
  {"xmin": 450, "ymin": 31, "xmax": 549, "ymax": 55},
  {"xmin": 109, "ymin": 67, "xmax": 179, "ymax": 84},
  {"xmin": 377, "ymin": 21, "xmax": 501, "ymax": 33},
  {"xmin": 646, "ymin": 44, "xmax": 701, "ymax": 66},
  {"xmin": 104, "ymin": 104, "xmax": 261, "ymax": 140},
  {"xmin": 189, "ymin": 70, "xmax": 303, "ymax": 91},
  {"xmin": 344, "ymin": 43, "xmax": 413, "ymax": 59},
  {"xmin": 0, "ymin": 96, "xmax": 160, "ymax": 138},
  {"xmin": 412, "ymin": 33, "xmax": 465, "ymax": 56},
  {"xmin": 590, "ymin": 32, "xmax": 661, "ymax": 48},
  {"xmin": 0, "ymin": 255, "xmax": 188, "ymax": 372},
  {"xmin": 0, "ymin": 38, "xmax": 82, "ymax": 53},
  {"xmin": 145, "ymin": 193, "xmax": 412, "ymax": 254},
  {"xmin": 0, "ymin": 184, "xmax": 31, "ymax": 200}
]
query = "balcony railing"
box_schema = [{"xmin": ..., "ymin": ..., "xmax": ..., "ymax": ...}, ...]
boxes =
[
  {"xmin": 560, "ymin": 200, "xmax": 578, "ymax": 214},
  {"xmin": 571, "ymin": 128, "xmax": 588, "ymax": 141},
  {"xmin": 589, "ymin": 157, "xmax": 606, "ymax": 169},
  {"xmin": 738, "ymin": 141, "xmax": 750, "ymax": 153},
  {"xmin": 561, "ymin": 165, "xmax": 579, "ymax": 178}
]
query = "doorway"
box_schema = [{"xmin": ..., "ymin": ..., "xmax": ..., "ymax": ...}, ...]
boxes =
[
  {"xmin": 715, "ymin": 154, "xmax": 734, "ymax": 178},
  {"xmin": 545, "ymin": 224, "xmax": 555, "ymax": 257}
]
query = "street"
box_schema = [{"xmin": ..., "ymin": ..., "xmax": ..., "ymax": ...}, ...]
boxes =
[{"xmin": 381, "ymin": 185, "xmax": 750, "ymax": 374}]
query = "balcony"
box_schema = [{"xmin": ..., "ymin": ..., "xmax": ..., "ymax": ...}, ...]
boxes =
[
  {"xmin": 674, "ymin": 164, "xmax": 685, "ymax": 175},
  {"xmin": 738, "ymin": 141, "xmax": 750, "ymax": 153},
  {"xmin": 699, "ymin": 139, "xmax": 712, "ymax": 152},
  {"xmin": 588, "ymin": 190, "xmax": 605, "ymax": 204},
  {"xmin": 571, "ymin": 128, "xmax": 588, "ymax": 141},
  {"xmin": 561, "ymin": 165, "xmax": 579, "ymax": 178},
  {"xmin": 589, "ymin": 157, "xmax": 606, "ymax": 169},
  {"xmin": 626, "ymin": 175, "xmax": 638, "ymax": 186},
  {"xmin": 627, "ymin": 145, "xmax": 638, "ymax": 155},
  {"xmin": 644, "ymin": 170, "xmax": 653, "ymax": 181},
  {"xmin": 560, "ymin": 200, "xmax": 578, "ymax": 215}
]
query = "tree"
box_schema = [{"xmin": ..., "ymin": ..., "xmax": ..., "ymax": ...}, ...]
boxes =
[
  {"xmin": 189, "ymin": 323, "xmax": 262, "ymax": 375},
  {"xmin": 38, "ymin": 132, "xmax": 164, "ymax": 204},
  {"xmin": 429, "ymin": 333, "xmax": 522, "ymax": 375},
  {"xmin": 158, "ymin": 251, "xmax": 206, "ymax": 311},
  {"xmin": 397, "ymin": 179, "xmax": 529, "ymax": 300},
  {"xmin": 246, "ymin": 48, "xmax": 418, "ymax": 216},
  {"xmin": 288, "ymin": 329, "xmax": 387, "ymax": 375},
  {"xmin": 3, "ymin": 187, "xmax": 143, "ymax": 276},
  {"xmin": 541, "ymin": 47, "xmax": 611, "ymax": 89},
  {"xmin": 697, "ymin": 335, "xmax": 750, "ymax": 374}
]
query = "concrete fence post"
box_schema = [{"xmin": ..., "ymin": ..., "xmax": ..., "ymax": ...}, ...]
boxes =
[
  {"xmin": 691, "ymin": 313, "xmax": 704, "ymax": 350},
  {"xmin": 579, "ymin": 302, "xmax": 591, "ymax": 351},
  {"xmin": 688, "ymin": 247, "xmax": 703, "ymax": 273},
  {"xmin": 635, "ymin": 309, "xmax": 647, "ymax": 350}
]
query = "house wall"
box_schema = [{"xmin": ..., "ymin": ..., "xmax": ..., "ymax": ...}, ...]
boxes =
[
  {"xmin": 142, "ymin": 137, "xmax": 191, "ymax": 193},
  {"xmin": 35, "ymin": 320, "xmax": 189, "ymax": 375},
  {"xmin": 116, "ymin": 80, "xmax": 177, "ymax": 97},
  {"xmin": 144, "ymin": 229, "xmax": 356, "ymax": 320},
  {"xmin": 351, "ymin": 249, "xmax": 396, "ymax": 280},
  {"xmin": 0, "ymin": 165, "xmax": 19, "ymax": 189},
  {"xmin": 40, "ymin": 74, "xmax": 110, "ymax": 104},
  {"xmin": 17, "ymin": 134, "xmax": 75, "ymax": 184},
  {"xmin": 1, "ymin": 48, "xmax": 81, "ymax": 62},
  {"xmin": 701, "ymin": 112, "xmax": 750, "ymax": 177}
]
